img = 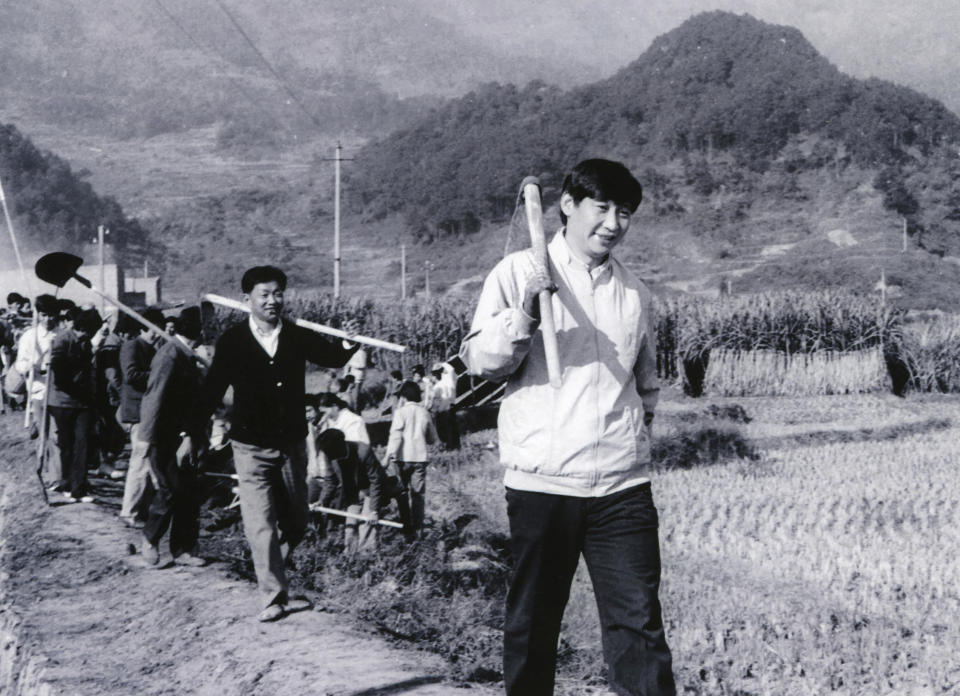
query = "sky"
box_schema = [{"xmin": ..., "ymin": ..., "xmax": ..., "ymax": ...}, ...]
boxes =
[{"xmin": 418, "ymin": 0, "xmax": 960, "ymax": 113}]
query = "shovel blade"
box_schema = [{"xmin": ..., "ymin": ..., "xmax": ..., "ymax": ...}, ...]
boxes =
[{"xmin": 35, "ymin": 252, "xmax": 87, "ymax": 288}]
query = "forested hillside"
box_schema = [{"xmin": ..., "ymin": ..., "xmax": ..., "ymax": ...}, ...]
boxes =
[
  {"xmin": 349, "ymin": 11, "xmax": 960, "ymax": 258},
  {"xmin": 0, "ymin": 123, "xmax": 151, "ymax": 264}
]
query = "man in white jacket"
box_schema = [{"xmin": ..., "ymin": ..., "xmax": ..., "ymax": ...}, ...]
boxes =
[{"xmin": 460, "ymin": 159, "xmax": 674, "ymax": 696}]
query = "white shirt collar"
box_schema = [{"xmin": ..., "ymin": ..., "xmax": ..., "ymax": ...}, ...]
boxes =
[
  {"xmin": 248, "ymin": 316, "xmax": 281, "ymax": 357},
  {"xmin": 551, "ymin": 228, "xmax": 613, "ymax": 279}
]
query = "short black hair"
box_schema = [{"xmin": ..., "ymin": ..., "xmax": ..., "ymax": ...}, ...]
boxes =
[
  {"xmin": 34, "ymin": 294, "xmax": 58, "ymax": 315},
  {"xmin": 317, "ymin": 393, "xmax": 347, "ymax": 409},
  {"xmin": 559, "ymin": 159, "xmax": 643, "ymax": 225},
  {"xmin": 304, "ymin": 393, "xmax": 322, "ymax": 409},
  {"xmin": 398, "ymin": 380, "xmax": 422, "ymax": 403},
  {"xmin": 6, "ymin": 292, "xmax": 24, "ymax": 304},
  {"xmin": 114, "ymin": 313, "xmax": 140, "ymax": 336},
  {"xmin": 411, "ymin": 364, "xmax": 425, "ymax": 378},
  {"xmin": 390, "ymin": 369, "xmax": 403, "ymax": 381},
  {"xmin": 175, "ymin": 306, "xmax": 202, "ymax": 340},
  {"xmin": 75, "ymin": 308, "xmax": 103, "ymax": 334},
  {"xmin": 241, "ymin": 266, "xmax": 287, "ymax": 294},
  {"xmin": 142, "ymin": 307, "xmax": 165, "ymax": 330},
  {"xmin": 316, "ymin": 428, "xmax": 347, "ymax": 461}
]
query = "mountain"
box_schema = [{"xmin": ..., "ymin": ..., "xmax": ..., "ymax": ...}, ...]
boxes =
[
  {"xmin": 0, "ymin": 0, "xmax": 590, "ymax": 144},
  {"xmin": 0, "ymin": 123, "xmax": 151, "ymax": 266},
  {"xmin": 344, "ymin": 11, "xmax": 960, "ymax": 309}
]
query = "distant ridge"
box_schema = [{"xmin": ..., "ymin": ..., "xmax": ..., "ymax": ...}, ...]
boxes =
[{"xmin": 350, "ymin": 11, "xmax": 960, "ymax": 238}]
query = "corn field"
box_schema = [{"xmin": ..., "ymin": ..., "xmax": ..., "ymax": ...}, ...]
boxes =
[{"xmin": 202, "ymin": 289, "xmax": 960, "ymax": 394}]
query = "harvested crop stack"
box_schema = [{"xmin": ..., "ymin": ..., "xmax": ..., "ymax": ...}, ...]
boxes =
[{"xmin": 703, "ymin": 346, "xmax": 890, "ymax": 396}]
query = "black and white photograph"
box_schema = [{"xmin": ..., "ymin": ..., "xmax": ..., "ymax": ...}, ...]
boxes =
[{"xmin": 0, "ymin": 2, "xmax": 958, "ymax": 694}]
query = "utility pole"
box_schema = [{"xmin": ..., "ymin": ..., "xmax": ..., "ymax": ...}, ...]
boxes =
[
  {"xmin": 0, "ymin": 174, "xmax": 30, "ymax": 292},
  {"xmin": 400, "ymin": 244, "xmax": 406, "ymax": 299},
  {"xmin": 901, "ymin": 216, "xmax": 907, "ymax": 253},
  {"xmin": 144, "ymin": 259, "xmax": 148, "ymax": 279},
  {"xmin": 98, "ymin": 225, "xmax": 106, "ymax": 313},
  {"xmin": 424, "ymin": 261, "xmax": 433, "ymax": 300},
  {"xmin": 325, "ymin": 142, "xmax": 354, "ymax": 299},
  {"xmin": 334, "ymin": 143, "xmax": 341, "ymax": 298}
]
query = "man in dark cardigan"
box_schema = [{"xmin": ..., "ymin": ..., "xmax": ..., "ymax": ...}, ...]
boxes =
[{"xmin": 195, "ymin": 266, "xmax": 358, "ymax": 622}]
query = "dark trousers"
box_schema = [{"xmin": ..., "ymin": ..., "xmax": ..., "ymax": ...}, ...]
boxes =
[
  {"xmin": 48, "ymin": 406, "xmax": 92, "ymax": 498},
  {"xmin": 396, "ymin": 461, "xmax": 426, "ymax": 533},
  {"xmin": 143, "ymin": 438, "xmax": 199, "ymax": 557},
  {"xmin": 503, "ymin": 484, "xmax": 675, "ymax": 696}
]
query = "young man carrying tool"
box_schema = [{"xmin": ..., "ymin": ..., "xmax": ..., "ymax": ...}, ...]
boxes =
[
  {"xmin": 194, "ymin": 266, "xmax": 359, "ymax": 622},
  {"xmin": 117, "ymin": 307, "xmax": 166, "ymax": 528},
  {"xmin": 460, "ymin": 159, "xmax": 675, "ymax": 695},
  {"xmin": 139, "ymin": 307, "xmax": 207, "ymax": 567}
]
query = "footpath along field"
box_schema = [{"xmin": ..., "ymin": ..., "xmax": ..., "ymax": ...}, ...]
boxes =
[{"xmin": 0, "ymin": 389, "xmax": 958, "ymax": 695}]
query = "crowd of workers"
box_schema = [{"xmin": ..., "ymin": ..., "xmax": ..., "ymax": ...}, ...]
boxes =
[
  {"xmin": 0, "ymin": 283, "xmax": 460, "ymax": 605},
  {"xmin": 1, "ymin": 158, "xmax": 677, "ymax": 695}
]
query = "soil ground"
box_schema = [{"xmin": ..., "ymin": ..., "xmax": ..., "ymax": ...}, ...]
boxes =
[{"xmin": 0, "ymin": 410, "xmax": 497, "ymax": 696}]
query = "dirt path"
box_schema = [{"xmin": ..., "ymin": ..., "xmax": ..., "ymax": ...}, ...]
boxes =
[{"xmin": 0, "ymin": 412, "xmax": 497, "ymax": 696}]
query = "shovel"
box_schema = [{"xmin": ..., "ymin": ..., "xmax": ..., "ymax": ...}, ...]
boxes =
[{"xmin": 34, "ymin": 252, "xmax": 209, "ymax": 367}]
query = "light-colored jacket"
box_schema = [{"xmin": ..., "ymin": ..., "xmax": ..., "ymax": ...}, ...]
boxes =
[
  {"xmin": 322, "ymin": 408, "xmax": 370, "ymax": 446},
  {"xmin": 14, "ymin": 325, "xmax": 55, "ymax": 402},
  {"xmin": 386, "ymin": 400, "xmax": 437, "ymax": 462},
  {"xmin": 459, "ymin": 231, "xmax": 659, "ymax": 498}
]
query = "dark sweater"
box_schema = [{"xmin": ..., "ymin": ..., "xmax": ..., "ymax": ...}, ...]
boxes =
[
  {"xmin": 48, "ymin": 328, "xmax": 94, "ymax": 409},
  {"xmin": 119, "ymin": 336, "xmax": 157, "ymax": 423},
  {"xmin": 198, "ymin": 320, "xmax": 356, "ymax": 448}
]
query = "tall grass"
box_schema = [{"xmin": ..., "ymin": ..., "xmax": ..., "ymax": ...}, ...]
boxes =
[
  {"xmin": 203, "ymin": 289, "xmax": 960, "ymax": 394},
  {"xmin": 902, "ymin": 314, "xmax": 960, "ymax": 393}
]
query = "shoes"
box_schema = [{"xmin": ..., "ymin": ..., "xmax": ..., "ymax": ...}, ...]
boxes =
[
  {"xmin": 173, "ymin": 552, "xmax": 206, "ymax": 567},
  {"xmin": 62, "ymin": 492, "xmax": 93, "ymax": 503},
  {"xmin": 141, "ymin": 540, "xmax": 160, "ymax": 566},
  {"xmin": 120, "ymin": 515, "xmax": 145, "ymax": 530},
  {"xmin": 78, "ymin": 495, "xmax": 95, "ymax": 504},
  {"xmin": 47, "ymin": 482, "xmax": 66, "ymax": 494},
  {"xmin": 257, "ymin": 604, "xmax": 286, "ymax": 622},
  {"xmin": 61, "ymin": 493, "xmax": 77, "ymax": 503},
  {"xmin": 284, "ymin": 595, "xmax": 313, "ymax": 614}
]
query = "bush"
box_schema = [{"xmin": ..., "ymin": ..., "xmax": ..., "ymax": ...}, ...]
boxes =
[{"xmin": 652, "ymin": 424, "xmax": 759, "ymax": 470}]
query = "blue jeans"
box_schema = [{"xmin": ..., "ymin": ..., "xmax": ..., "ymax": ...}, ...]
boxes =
[{"xmin": 504, "ymin": 483, "xmax": 675, "ymax": 696}]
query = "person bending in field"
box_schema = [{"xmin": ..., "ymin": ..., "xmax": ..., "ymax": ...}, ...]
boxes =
[
  {"xmin": 192, "ymin": 265, "xmax": 359, "ymax": 623},
  {"xmin": 384, "ymin": 379, "xmax": 438, "ymax": 537},
  {"xmin": 460, "ymin": 159, "xmax": 675, "ymax": 696},
  {"xmin": 314, "ymin": 427, "xmax": 385, "ymax": 554}
]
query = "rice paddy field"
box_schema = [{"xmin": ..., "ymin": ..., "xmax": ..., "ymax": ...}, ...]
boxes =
[{"xmin": 424, "ymin": 390, "xmax": 960, "ymax": 695}]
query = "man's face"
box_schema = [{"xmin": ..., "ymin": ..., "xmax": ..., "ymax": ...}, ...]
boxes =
[
  {"xmin": 560, "ymin": 193, "xmax": 632, "ymax": 264},
  {"xmin": 245, "ymin": 281, "xmax": 284, "ymax": 326},
  {"xmin": 38, "ymin": 311, "xmax": 56, "ymax": 331},
  {"xmin": 305, "ymin": 405, "xmax": 318, "ymax": 424}
]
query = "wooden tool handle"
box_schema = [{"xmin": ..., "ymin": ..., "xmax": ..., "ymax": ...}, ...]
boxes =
[
  {"xmin": 203, "ymin": 293, "xmax": 406, "ymax": 353},
  {"xmin": 522, "ymin": 179, "xmax": 562, "ymax": 388}
]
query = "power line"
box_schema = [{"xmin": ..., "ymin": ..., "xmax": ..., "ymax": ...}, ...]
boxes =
[
  {"xmin": 212, "ymin": 0, "xmax": 326, "ymax": 132},
  {"xmin": 148, "ymin": 0, "xmax": 287, "ymax": 130}
]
